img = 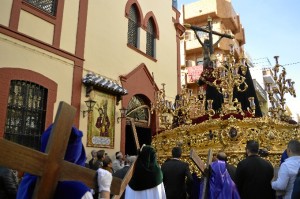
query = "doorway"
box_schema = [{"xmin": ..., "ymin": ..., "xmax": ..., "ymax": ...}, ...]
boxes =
[
  {"xmin": 124, "ymin": 95, "xmax": 151, "ymax": 155},
  {"xmin": 125, "ymin": 125, "xmax": 151, "ymax": 155}
]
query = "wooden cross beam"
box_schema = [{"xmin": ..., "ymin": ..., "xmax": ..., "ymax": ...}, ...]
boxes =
[
  {"xmin": 0, "ymin": 101, "xmax": 123, "ymax": 198},
  {"xmin": 190, "ymin": 149, "xmax": 213, "ymax": 199},
  {"xmin": 130, "ymin": 118, "xmax": 140, "ymax": 150},
  {"xmin": 112, "ymin": 159, "xmax": 136, "ymax": 199},
  {"xmin": 190, "ymin": 149, "xmax": 206, "ymax": 174},
  {"xmin": 111, "ymin": 118, "xmax": 140, "ymax": 199}
]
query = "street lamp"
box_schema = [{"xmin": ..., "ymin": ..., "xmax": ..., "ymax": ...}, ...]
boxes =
[{"xmin": 82, "ymin": 99, "xmax": 96, "ymax": 118}]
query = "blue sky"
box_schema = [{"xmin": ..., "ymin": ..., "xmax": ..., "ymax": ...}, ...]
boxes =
[{"xmin": 177, "ymin": 0, "xmax": 300, "ymax": 118}]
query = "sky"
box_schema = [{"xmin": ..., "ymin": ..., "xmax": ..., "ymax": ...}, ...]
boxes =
[{"xmin": 177, "ymin": 0, "xmax": 300, "ymax": 119}]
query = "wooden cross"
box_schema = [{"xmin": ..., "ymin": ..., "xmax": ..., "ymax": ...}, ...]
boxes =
[
  {"xmin": 112, "ymin": 118, "xmax": 140, "ymax": 199},
  {"xmin": 129, "ymin": 118, "xmax": 140, "ymax": 150},
  {"xmin": 190, "ymin": 149, "xmax": 213, "ymax": 199},
  {"xmin": 184, "ymin": 17, "xmax": 233, "ymax": 57},
  {"xmin": 0, "ymin": 101, "xmax": 123, "ymax": 198}
]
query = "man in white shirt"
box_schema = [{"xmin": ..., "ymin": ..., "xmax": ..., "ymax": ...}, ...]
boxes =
[
  {"xmin": 112, "ymin": 151, "xmax": 124, "ymax": 172},
  {"xmin": 272, "ymin": 139, "xmax": 300, "ymax": 199},
  {"xmin": 97, "ymin": 168, "xmax": 112, "ymax": 199}
]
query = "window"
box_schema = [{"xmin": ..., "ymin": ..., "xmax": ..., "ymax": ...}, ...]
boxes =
[
  {"xmin": 196, "ymin": 57, "xmax": 204, "ymax": 65},
  {"xmin": 146, "ymin": 18, "xmax": 155, "ymax": 57},
  {"xmin": 127, "ymin": 95, "xmax": 150, "ymax": 122},
  {"xmin": 4, "ymin": 80, "xmax": 47, "ymax": 150},
  {"xmin": 24, "ymin": 0, "xmax": 57, "ymax": 16},
  {"xmin": 127, "ymin": 5, "xmax": 139, "ymax": 48},
  {"xmin": 194, "ymin": 26, "xmax": 208, "ymax": 40}
]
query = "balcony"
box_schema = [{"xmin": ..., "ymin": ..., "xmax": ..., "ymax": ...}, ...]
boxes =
[
  {"xmin": 263, "ymin": 68, "xmax": 276, "ymax": 84},
  {"xmin": 183, "ymin": 0, "xmax": 240, "ymax": 33},
  {"xmin": 252, "ymin": 79, "xmax": 267, "ymax": 102}
]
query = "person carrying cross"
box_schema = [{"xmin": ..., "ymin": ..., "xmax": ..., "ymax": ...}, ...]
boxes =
[
  {"xmin": 125, "ymin": 144, "xmax": 166, "ymax": 198},
  {"xmin": 16, "ymin": 124, "xmax": 94, "ymax": 199}
]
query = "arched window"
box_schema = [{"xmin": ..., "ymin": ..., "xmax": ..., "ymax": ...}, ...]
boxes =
[
  {"xmin": 128, "ymin": 5, "xmax": 139, "ymax": 48},
  {"xmin": 4, "ymin": 80, "xmax": 47, "ymax": 150},
  {"xmin": 126, "ymin": 95, "xmax": 150, "ymax": 126},
  {"xmin": 146, "ymin": 18, "xmax": 155, "ymax": 57}
]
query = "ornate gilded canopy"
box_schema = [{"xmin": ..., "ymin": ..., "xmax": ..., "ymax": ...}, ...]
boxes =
[{"xmin": 152, "ymin": 55, "xmax": 298, "ymax": 168}]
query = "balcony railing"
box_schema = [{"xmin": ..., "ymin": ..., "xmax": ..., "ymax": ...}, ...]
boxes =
[
  {"xmin": 253, "ymin": 79, "xmax": 267, "ymax": 101},
  {"xmin": 24, "ymin": 0, "xmax": 57, "ymax": 16}
]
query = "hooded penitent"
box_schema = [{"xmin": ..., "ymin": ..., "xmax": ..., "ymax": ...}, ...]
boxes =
[
  {"xmin": 16, "ymin": 124, "xmax": 90, "ymax": 199},
  {"xmin": 128, "ymin": 145, "xmax": 163, "ymax": 190},
  {"xmin": 208, "ymin": 160, "xmax": 240, "ymax": 199}
]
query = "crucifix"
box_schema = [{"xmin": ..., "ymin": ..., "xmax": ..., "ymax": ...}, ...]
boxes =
[
  {"xmin": 184, "ymin": 16, "xmax": 234, "ymax": 68},
  {"xmin": 190, "ymin": 149, "xmax": 213, "ymax": 199},
  {"xmin": 184, "ymin": 16, "xmax": 234, "ymax": 111}
]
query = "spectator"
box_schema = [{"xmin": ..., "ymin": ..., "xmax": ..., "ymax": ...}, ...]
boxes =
[
  {"xmin": 292, "ymin": 168, "xmax": 300, "ymax": 199},
  {"xmin": 90, "ymin": 150, "xmax": 106, "ymax": 170},
  {"xmin": 113, "ymin": 155, "xmax": 137, "ymax": 199},
  {"xmin": 96, "ymin": 167, "xmax": 112, "ymax": 199},
  {"xmin": 272, "ymin": 139, "xmax": 300, "ymax": 199},
  {"xmin": 102, "ymin": 156, "xmax": 113, "ymax": 174},
  {"xmin": 0, "ymin": 166, "xmax": 18, "ymax": 199},
  {"xmin": 88, "ymin": 150, "xmax": 98, "ymax": 169},
  {"xmin": 161, "ymin": 147, "xmax": 192, "ymax": 199},
  {"xmin": 236, "ymin": 140, "xmax": 275, "ymax": 199},
  {"xmin": 112, "ymin": 151, "xmax": 124, "ymax": 172}
]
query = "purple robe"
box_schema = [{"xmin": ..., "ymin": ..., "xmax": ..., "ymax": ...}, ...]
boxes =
[
  {"xmin": 16, "ymin": 124, "xmax": 91, "ymax": 199},
  {"xmin": 198, "ymin": 160, "xmax": 240, "ymax": 199}
]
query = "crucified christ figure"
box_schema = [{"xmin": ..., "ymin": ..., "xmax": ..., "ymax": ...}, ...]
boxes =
[{"xmin": 184, "ymin": 16, "xmax": 233, "ymax": 111}]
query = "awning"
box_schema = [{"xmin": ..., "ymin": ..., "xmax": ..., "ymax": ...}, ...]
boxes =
[{"xmin": 82, "ymin": 73, "xmax": 128, "ymax": 95}]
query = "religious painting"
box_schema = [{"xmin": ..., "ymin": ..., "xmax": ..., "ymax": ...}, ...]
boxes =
[{"xmin": 87, "ymin": 91, "xmax": 115, "ymax": 148}]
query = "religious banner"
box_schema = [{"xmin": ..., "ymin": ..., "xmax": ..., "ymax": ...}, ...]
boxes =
[
  {"xmin": 87, "ymin": 91, "xmax": 115, "ymax": 148},
  {"xmin": 187, "ymin": 65, "xmax": 203, "ymax": 83}
]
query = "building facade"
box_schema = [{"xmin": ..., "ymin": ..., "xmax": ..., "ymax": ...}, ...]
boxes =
[
  {"xmin": 0, "ymin": 0, "xmax": 184, "ymax": 158},
  {"xmin": 181, "ymin": 0, "xmax": 245, "ymax": 90}
]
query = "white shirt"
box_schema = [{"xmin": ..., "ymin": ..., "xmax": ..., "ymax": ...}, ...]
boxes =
[
  {"xmin": 81, "ymin": 192, "xmax": 93, "ymax": 199},
  {"xmin": 112, "ymin": 159, "xmax": 124, "ymax": 172},
  {"xmin": 272, "ymin": 156, "xmax": 300, "ymax": 199},
  {"xmin": 97, "ymin": 168, "xmax": 113, "ymax": 193}
]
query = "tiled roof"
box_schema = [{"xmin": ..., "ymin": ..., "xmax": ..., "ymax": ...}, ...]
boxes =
[{"xmin": 82, "ymin": 73, "xmax": 128, "ymax": 95}]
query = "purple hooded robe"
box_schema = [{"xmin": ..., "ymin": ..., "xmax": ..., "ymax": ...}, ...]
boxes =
[
  {"xmin": 16, "ymin": 124, "xmax": 91, "ymax": 199},
  {"xmin": 199, "ymin": 160, "xmax": 240, "ymax": 199}
]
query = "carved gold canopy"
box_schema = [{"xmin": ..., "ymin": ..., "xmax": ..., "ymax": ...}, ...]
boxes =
[
  {"xmin": 152, "ymin": 55, "xmax": 298, "ymax": 169},
  {"xmin": 153, "ymin": 115, "xmax": 299, "ymax": 168}
]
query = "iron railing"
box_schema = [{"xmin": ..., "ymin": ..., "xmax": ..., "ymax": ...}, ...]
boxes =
[{"xmin": 24, "ymin": 0, "xmax": 57, "ymax": 16}]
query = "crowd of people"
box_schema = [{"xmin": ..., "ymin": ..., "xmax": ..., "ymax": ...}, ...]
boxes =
[
  {"xmin": 85, "ymin": 139, "xmax": 300, "ymax": 199},
  {"xmin": 83, "ymin": 139, "xmax": 300, "ymax": 199},
  {"xmin": 1, "ymin": 123, "xmax": 300, "ymax": 199}
]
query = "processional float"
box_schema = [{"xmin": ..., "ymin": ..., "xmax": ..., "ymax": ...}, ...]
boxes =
[{"xmin": 151, "ymin": 18, "xmax": 299, "ymax": 171}]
